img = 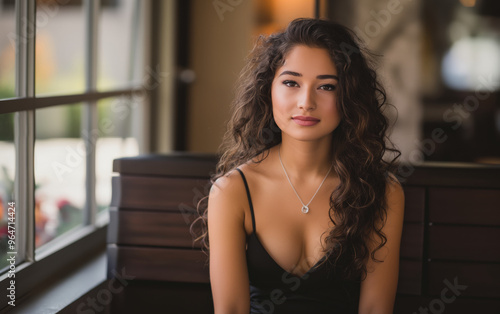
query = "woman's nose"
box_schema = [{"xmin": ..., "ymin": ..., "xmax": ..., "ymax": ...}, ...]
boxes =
[{"xmin": 297, "ymin": 88, "xmax": 316, "ymax": 111}]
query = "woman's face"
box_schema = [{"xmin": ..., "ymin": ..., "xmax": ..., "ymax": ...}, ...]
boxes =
[{"xmin": 271, "ymin": 45, "xmax": 341, "ymax": 142}]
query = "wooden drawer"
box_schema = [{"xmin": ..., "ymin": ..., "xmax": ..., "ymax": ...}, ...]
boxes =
[
  {"xmin": 395, "ymin": 295, "xmax": 500, "ymax": 314},
  {"xmin": 107, "ymin": 244, "xmax": 210, "ymax": 283},
  {"xmin": 400, "ymin": 223, "xmax": 424, "ymax": 259},
  {"xmin": 111, "ymin": 175, "xmax": 211, "ymax": 211},
  {"xmin": 428, "ymin": 262, "xmax": 500, "ymax": 298},
  {"xmin": 403, "ymin": 186, "xmax": 425, "ymax": 222},
  {"xmin": 429, "ymin": 188, "xmax": 500, "ymax": 225},
  {"xmin": 108, "ymin": 208, "xmax": 201, "ymax": 248},
  {"xmin": 429, "ymin": 225, "xmax": 500, "ymax": 262},
  {"xmin": 397, "ymin": 260, "xmax": 422, "ymax": 295}
]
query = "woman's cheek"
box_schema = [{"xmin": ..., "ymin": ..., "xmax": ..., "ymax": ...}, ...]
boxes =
[
  {"xmin": 272, "ymin": 87, "xmax": 288, "ymax": 111},
  {"xmin": 272, "ymin": 98, "xmax": 289, "ymax": 130},
  {"xmin": 323, "ymin": 94, "xmax": 338, "ymax": 115}
]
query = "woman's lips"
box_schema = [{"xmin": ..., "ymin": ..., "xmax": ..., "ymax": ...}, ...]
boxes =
[{"xmin": 292, "ymin": 115, "xmax": 320, "ymax": 126}]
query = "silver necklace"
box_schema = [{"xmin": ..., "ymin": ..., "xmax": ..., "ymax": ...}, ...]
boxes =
[{"xmin": 278, "ymin": 147, "xmax": 333, "ymax": 214}]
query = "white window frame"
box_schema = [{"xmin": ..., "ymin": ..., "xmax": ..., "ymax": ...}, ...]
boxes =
[{"xmin": 0, "ymin": 0, "xmax": 149, "ymax": 309}]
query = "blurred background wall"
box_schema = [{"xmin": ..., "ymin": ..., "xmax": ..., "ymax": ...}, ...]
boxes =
[{"xmin": 156, "ymin": 0, "xmax": 500, "ymax": 165}]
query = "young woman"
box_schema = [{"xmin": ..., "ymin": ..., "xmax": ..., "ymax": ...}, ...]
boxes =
[{"xmin": 194, "ymin": 18, "xmax": 405, "ymax": 314}]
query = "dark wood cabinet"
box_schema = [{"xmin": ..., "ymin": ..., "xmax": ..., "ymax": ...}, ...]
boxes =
[{"xmin": 394, "ymin": 164, "xmax": 500, "ymax": 313}]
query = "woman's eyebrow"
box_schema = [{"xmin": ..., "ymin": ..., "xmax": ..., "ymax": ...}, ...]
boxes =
[
  {"xmin": 278, "ymin": 70, "xmax": 338, "ymax": 80},
  {"xmin": 279, "ymin": 70, "xmax": 302, "ymax": 77},
  {"xmin": 317, "ymin": 74, "xmax": 339, "ymax": 80}
]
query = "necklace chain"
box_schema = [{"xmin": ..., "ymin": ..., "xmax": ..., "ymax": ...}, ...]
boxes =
[{"xmin": 278, "ymin": 146, "xmax": 333, "ymax": 214}]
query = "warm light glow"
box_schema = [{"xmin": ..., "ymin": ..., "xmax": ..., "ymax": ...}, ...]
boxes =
[
  {"xmin": 271, "ymin": 0, "xmax": 315, "ymax": 27},
  {"xmin": 459, "ymin": 0, "xmax": 476, "ymax": 7},
  {"xmin": 255, "ymin": 0, "xmax": 316, "ymax": 35}
]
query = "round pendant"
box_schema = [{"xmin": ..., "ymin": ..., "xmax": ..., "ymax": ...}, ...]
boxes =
[{"xmin": 301, "ymin": 205, "xmax": 309, "ymax": 214}]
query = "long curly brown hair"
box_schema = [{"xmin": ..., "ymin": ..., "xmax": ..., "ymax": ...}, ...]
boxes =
[{"xmin": 192, "ymin": 18, "xmax": 400, "ymax": 281}]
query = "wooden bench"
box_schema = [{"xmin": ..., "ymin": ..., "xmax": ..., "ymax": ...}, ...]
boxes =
[
  {"xmin": 106, "ymin": 153, "xmax": 216, "ymax": 313},
  {"xmin": 107, "ymin": 154, "xmax": 500, "ymax": 313}
]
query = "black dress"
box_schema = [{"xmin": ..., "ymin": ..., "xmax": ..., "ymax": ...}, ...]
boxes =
[{"xmin": 236, "ymin": 168, "xmax": 360, "ymax": 314}]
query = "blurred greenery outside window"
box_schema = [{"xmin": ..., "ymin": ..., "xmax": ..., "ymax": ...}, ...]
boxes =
[{"xmin": 0, "ymin": 0, "xmax": 146, "ymax": 276}]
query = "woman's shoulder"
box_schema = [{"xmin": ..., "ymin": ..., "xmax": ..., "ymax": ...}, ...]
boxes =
[
  {"xmin": 208, "ymin": 169, "xmax": 249, "ymax": 223},
  {"xmin": 209, "ymin": 146, "xmax": 277, "ymax": 202},
  {"xmin": 210, "ymin": 168, "xmax": 246, "ymax": 200},
  {"xmin": 385, "ymin": 172, "xmax": 405, "ymax": 214},
  {"xmin": 385, "ymin": 172, "xmax": 403, "ymax": 194}
]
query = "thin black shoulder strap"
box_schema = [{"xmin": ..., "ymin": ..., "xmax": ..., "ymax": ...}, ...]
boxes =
[{"xmin": 235, "ymin": 168, "xmax": 256, "ymax": 233}]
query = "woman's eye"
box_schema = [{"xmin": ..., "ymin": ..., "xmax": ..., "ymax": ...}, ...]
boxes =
[
  {"xmin": 320, "ymin": 84, "xmax": 336, "ymax": 91},
  {"xmin": 283, "ymin": 80, "xmax": 298, "ymax": 87}
]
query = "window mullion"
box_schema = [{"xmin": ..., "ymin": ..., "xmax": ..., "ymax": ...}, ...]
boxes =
[
  {"xmin": 14, "ymin": 0, "xmax": 36, "ymax": 264},
  {"xmin": 83, "ymin": 0, "xmax": 99, "ymax": 226}
]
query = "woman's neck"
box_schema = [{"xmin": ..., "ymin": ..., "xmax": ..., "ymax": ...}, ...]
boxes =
[{"xmin": 277, "ymin": 135, "xmax": 334, "ymax": 180}]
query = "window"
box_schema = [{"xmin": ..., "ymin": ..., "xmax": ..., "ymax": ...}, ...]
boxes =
[{"xmin": 0, "ymin": 0, "xmax": 149, "ymax": 309}]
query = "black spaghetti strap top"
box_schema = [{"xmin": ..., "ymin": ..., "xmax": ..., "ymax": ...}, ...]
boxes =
[{"xmin": 235, "ymin": 168, "xmax": 360, "ymax": 314}]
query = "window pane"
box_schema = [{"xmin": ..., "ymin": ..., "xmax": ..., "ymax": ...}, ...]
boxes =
[
  {"xmin": 35, "ymin": 104, "xmax": 85, "ymax": 249},
  {"xmin": 35, "ymin": 1, "xmax": 85, "ymax": 96},
  {"xmin": 98, "ymin": 0, "xmax": 145, "ymax": 90},
  {"xmin": 96, "ymin": 97, "xmax": 140, "ymax": 212},
  {"xmin": 0, "ymin": 2, "xmax": 16, "ymax": 99},
  {"xmin": 0, "ymin": 113, "xmax": 16, "ymax": 272}
]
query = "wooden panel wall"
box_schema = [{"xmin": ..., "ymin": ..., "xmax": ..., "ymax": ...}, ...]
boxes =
[
  {"xmin": 397, "ymin": 187, "xmax": 425, "ymax": 295},
  {"xmin": 394, "ymin": 166, "xmax": 500, "ymax": 313}
]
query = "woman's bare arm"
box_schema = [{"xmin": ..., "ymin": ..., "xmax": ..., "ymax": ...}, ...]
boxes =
[
  {"xmin": 208, "ymin": 171, "xmax": 251, "ymax": 314},
  {"xmin": 358, "ymin": 177, "xmax": 405, "ymax": 314}
]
